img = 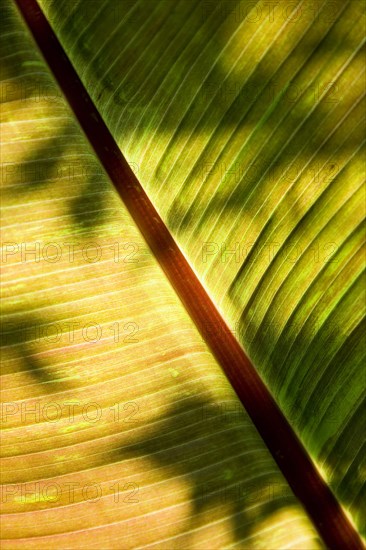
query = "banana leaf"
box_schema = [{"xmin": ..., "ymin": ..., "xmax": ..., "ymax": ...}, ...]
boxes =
[{"xmin": 1, "ymin": 0, "xmax": 364, "ymax": 548}]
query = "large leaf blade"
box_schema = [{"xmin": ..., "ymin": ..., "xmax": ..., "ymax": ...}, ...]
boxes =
[
  {"xmin": 0, "ymin": 3, "xmax": 326, "ymax": 548},
  {"xmin": 34, "ymin": 0, "xmax": 365, "ymax": 535}
]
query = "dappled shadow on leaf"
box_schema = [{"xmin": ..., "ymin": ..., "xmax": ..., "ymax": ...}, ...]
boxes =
[
  {"xmin": 16, "ymin": 120, "xmax": 77, "ymax": 189},
  {"xmin": 33, "ymin": 0, "xmax": 363, "ymax": 258},
  {"xmin": 4, "ymin": 116, "xmax": 112, "ymax": 230},
  {"xmin": 0, "ymin": 313, "xmax": 70, "ymax": 391},
  {"xmin": 69, "ymin": 175, "xmax": 113, "ymax": 230},
  {"xmin": 160, "ymin": 0, "xmax": 360, "ymax": 237},
  {"xmin": 1, "ymin": 3, "xmax": 111, "ymax": 232},
  {"xmin": 114, "ymin": 394, "xmax": 296, "ymax": 546},
  {"xmin": 0, "ymin": 2, "xmax": 56, "ymax": 95},
  {"xmin": 317, "ymin": 395, "xmax": 366, "ymax": 539}
]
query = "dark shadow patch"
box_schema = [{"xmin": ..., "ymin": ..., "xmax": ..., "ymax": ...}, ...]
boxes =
[{"xmin": 113, "ymin": 394, "xmax": 298, "ymax": 546}]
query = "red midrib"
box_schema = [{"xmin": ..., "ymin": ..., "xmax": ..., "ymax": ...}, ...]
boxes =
[{"xmin": 14, "ymin": 0, "xmax": 364, "ymax": 548}]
